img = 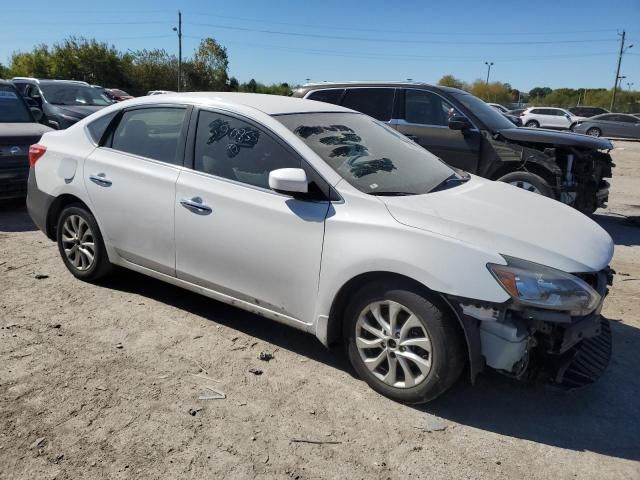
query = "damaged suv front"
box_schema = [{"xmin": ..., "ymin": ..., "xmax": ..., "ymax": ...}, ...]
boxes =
[
  {"xmin": 452, "ymin": 257, "xmax": 613, "ymax": 389},
  {"xmin": 493, "ymin": 128, "xmax": 614, "ymax": 214}
]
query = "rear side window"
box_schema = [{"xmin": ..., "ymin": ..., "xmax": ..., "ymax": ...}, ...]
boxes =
[
  {"xmin": 111, "ymin": 107, "xmax": 187, "ymax": 164},
  {"xmin": 307, "ymin": 89, "xmax": 344, "ymax": 105},
  {"xmin": 341, "ymin": 88, "xmax": 394, "ymax": 121},
  {"xmin": 193, "ymin": 110, "xmax": 300, "ymax": 190},
  {"xmin": 87, "ymin": 112, "xmax": 117, "ymax": 144},
  {"xmin": 0, "ymin": 85, "xmax": 32, "ymax": 122}
]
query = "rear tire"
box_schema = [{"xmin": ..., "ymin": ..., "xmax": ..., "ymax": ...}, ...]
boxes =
[
  {"xmin": 586, "ymin": 127, "xmax": 602, "ymax": 137},
  {"xmin": 525, "ymin": 120, "xmax": 539, "ymax": 128},
  {"xmin": 497, "ymin": 171, "xmax": 555, "ymax": 198},
  {"xmin": 343, "ymin": 280, "xmax": 465, "ymax": 404},
  {"xmin": 56, "ymin": 205, "xmax": 112, "ymax": 282}
]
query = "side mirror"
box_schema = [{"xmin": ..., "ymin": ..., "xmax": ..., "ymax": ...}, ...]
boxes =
[
  {"xmin": 30, "ymin": 108, "xmax": 43, "ymax": 122},
  {"xmin": 268, "ymin": 168, "xmax": 308, "ymax": 195},
  {"xmin": 448, "ymin": 115, "xmax": 472, "ymax": 131}
]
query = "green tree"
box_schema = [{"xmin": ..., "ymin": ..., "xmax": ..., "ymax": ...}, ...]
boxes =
[
  {"xmin": 437, "ymin": 74, "xmax": 467, "ymax": 90},
  {"xmin": 469, "ymin": 80, "xmax": 512, "ymax": 104},
  {"xmin": 227, "ymin": 76, "xmax": 239, "ymax": 91},
  {"xmin": 186, "ymin": 37, "xmax": 229, "ymax": 91},
  {"xmin": 8, "ymin": 45, "xmax": 52, "ymax": 78}
]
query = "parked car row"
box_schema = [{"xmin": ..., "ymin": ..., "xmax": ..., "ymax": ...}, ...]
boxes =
[
  {"xmin": 293, "ymin": 82, "xmax": 613, "ymax": 214},
  {"xmin": 25, "ymin": 92, "xmax": 615, "ymax": 403}
]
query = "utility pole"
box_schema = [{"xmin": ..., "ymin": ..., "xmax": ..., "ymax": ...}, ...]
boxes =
[
  {"xmin": 173, "ymin": 11, "xmax": 182, "ymax": 92},
  {"xmin": 485, "ymin": 61, "xmax": 493, "ymax": 85},
  {"xmin": 611, "ymin": 30, "xmax": 634, "ymax": 111}
]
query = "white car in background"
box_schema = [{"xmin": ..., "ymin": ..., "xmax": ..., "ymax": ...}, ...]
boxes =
[
  {"xmin": 521, "ymin": 107, "xmax": 584, "ymax": 130},
  {"xmin": 26, "ymin": 93, "xmax": 614, "ymax": 403},
  {"xmin": 487, "ymin": 103, "xmax": 509, "ymax": 114}
]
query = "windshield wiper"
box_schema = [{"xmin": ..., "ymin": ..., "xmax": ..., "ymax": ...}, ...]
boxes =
[{"xmin": 370, "ymin": 191, "xmax": 415, "ymax": 196}]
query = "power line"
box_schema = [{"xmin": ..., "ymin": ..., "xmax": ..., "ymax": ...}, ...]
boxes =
[
  {"xmin": 186, "ymin": 23, "xmax": 617, "ymax": 45},
  {"xmin": 184, "ymin": 12, "xmax": 618, "ymax": 37}
]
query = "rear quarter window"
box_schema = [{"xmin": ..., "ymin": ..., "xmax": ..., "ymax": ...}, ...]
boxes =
[
  {"xmin": 87, "ymin": 112, "xmax": 117, "ymax": 144},
  {"xmin": 306, "ymin": 89, "xmax": 344, "ymax": 105},
  {"xmin": 341, "ymin": 88, "xmax": 395, "ymax": 122}
]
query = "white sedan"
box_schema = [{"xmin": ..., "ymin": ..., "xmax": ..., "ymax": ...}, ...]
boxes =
[{"xmin": 26, "ymin": 93, "xmax": 614, "ymax": 403}]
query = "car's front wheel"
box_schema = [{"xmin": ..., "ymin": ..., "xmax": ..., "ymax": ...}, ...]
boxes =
[
  {"xmin": 343, "ymin": 280, "xmax": 465, "ymax": 404},
  {"xmin": 56, "ymin": 205, "xmax": 112, "ymax": 282},
  {"xmin": 525, "ymin": 120, "xmax": 539, "ymax": 128},
  {"xmin": 497, "ymin": 171, "xmax": 555, "ymax": 198},
  {"xmin": 586, "ymin": 127, "xmax": 602, "ymax": 137}
]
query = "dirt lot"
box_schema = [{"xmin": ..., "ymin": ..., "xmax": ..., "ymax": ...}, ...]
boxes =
[{"xmin": 1, "ymin": 142, "xmax": 639, "ymax": 480}]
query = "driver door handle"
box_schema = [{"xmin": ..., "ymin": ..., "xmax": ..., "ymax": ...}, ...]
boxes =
[
  {"xmin": 180, "ymin": 197, "xmax": 212, "ymax": 214},
  {"xmin": 89, "ymin": 173, "xmax": 112, "ymax": 187}
]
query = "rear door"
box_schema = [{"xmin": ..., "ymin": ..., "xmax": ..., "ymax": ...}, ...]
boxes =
[
  {"xmin": 393, "ymin": 88, "xmax": 480, "ymax": 172},
  {"xmin": 174, "ymin": 109, "xmax": 330, "ymax": 323},
  {"xmin": 84, "ymin": 105, "xmax": 190, "ymax": 275}
]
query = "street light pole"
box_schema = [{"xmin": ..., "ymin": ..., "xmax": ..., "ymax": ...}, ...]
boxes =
[
  {"xmin": 173, "ymin": 11, "xmax": 182, "ymax": 92},
  {"xmin": 485, "ymin": 61, "xmax": 494, "ymax": 85}
]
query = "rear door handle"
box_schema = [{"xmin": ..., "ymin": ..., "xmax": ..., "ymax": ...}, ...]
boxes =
[
  {"xmin": 89, "ymin": 173, "xmax": 112, "ymax": 187},
  {"xmin": 180, "ymin": 197, "xmax": 212, "ymax": 214}
]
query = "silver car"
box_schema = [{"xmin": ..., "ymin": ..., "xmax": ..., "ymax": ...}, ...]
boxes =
[{"xmin": 573, "ymin": 113, "xmax": 640, "ymax": 139}]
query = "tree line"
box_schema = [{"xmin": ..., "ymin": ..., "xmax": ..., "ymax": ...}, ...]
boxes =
[
  {"xmin": 438, "ymin": 74, "xmax": 639, "ymax": 112},
  {"xmin": 0, "ymin": 37, "xmax": 292, "ymax": 97}
]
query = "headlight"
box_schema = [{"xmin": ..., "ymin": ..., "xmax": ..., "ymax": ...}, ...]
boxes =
[{"xmin": 487, "ymin": 256, "xmax": 600, "ymax": 316}]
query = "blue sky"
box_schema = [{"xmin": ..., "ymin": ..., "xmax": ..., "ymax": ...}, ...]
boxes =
[{"xmin": 1, "ymin": 0, "xmax": 639, "ymax": 91}]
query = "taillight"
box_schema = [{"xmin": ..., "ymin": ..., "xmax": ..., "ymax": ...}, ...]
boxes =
[{"xmin": 29, "ymin": 144, "xmax": 47, "ymax": 167}]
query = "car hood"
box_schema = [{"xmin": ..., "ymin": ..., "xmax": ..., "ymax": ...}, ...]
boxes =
[
  {"xmin": 0, "ymin": 122, "xmax": 54, "ymax": 140},
  {"xmin": 382, "ymin": 176, "xmax": 614, "ymax": 273},
  {"xmin": 497, "ymin": 127, "xmax": 613, "ymax": 150},
  {"xmin": 56, "ymin": 105, "xmax": 106, "ymax": 118}
]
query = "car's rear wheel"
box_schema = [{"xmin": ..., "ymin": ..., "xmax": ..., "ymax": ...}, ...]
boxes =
[
  {"xmin": 343, "ymin": 280, "xmax": 465, "ymax": 404},
  {"xmin": 497, "ymin": 171, "xmax": 555, "ymax": 198},
  {"xmin": 525, "ymin": 120, "xmax": 539, "ymax": 128},
  {"xmin": 586, "ymin": 127, "xmax": 602, "ymax": 137},
  {"xmin": 56, "ymin": 205, "xmax": 112, "ymax": 281}
]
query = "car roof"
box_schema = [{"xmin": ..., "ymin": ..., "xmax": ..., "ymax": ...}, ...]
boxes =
[
  {"xmin": 120, "ymin": 92, "xmax": 354, "ymax": 115},
  {"xmin": 298, "ymin": 81, "xmax": 467, "ymax": 95}
]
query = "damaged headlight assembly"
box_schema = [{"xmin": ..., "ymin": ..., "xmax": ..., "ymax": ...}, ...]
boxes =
[{"xmin": 487, "ymin": 256, "xmax": 600, "ymax": 316}]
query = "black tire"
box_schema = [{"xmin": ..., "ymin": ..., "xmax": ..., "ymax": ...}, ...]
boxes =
[
  {"xmin": 343, "ymin": 280, "xmax": 465, "ymax": 404},
  {"xmin": 586, "ymin": 127, "xmax": 601, "ymax": 137},
  {"xmin": 497, "ymin": 171, "xmax": 555, "ymax": 198},
  {"xmin": 56, "ymin": 204, "xmax": 112, "ymax": 282},
  {"xmin": 525, "ymin": 120, "xmax": 539, "ymax": 128}
]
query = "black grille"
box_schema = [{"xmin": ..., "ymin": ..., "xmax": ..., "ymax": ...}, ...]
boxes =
[{"xmin": 553, "ymin": 320, "xmax": 612, "ymax": 389}]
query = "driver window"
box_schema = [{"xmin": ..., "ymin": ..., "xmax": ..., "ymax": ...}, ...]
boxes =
[{"xmin": 404, "ymin": 90, "xmax": 458, "ymax": 126}]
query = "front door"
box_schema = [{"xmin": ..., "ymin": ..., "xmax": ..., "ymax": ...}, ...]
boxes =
[
  {"xmin": 84, "ymin": 106, "xmax": 189, "ymax": 275},
  {"xmin": 394, "ymin": 89, "xmax": 481, "ymax": 172},
  {"xmin": 175, "ymin": 109, "xmax": 330, "ymax": 323}
]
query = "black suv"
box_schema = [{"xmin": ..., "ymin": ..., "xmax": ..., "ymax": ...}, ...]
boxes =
[
  {"xmin": 11, "ymin": 78, "xmax": 112, "ymax": 130},
  {"xmin": 568, "ymin": 106, "xmax": 609, "ymax": 118},
  {"xmin": 0, "ymin": 80, "xmax": 53, "ymax": 199},
  {"xmin": 293, "ymin": 82, "xmax": 613, "ymax": 213}
]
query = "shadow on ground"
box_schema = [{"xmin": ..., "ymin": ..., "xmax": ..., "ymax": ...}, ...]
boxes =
[
  {"xmin": 0, "ymin": 200, "xmax": 37, "ymax": 233},
  {"xmin": 104, "ymin": 270, "xmax": 640, "ymax": 462},
  {"xmin": 594, "ymin": 213, "xmax": 640, "ymax": 247}
]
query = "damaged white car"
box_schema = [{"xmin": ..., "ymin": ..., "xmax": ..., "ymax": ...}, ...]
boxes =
[{"xmin": 26, "ymin": 93, "xmax": 614, "ymax": 403}]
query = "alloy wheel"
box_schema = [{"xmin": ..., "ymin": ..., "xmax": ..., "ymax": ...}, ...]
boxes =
[
  {"xmin": 355, "ymin": 300, "xmax": 432, "ymax": 388},
  {"xmin": 61, "ymin": 215, "xmax": 96, "ymax": 271},
  {"xmin": 509, "ymin": 181, "xmax": 541, "ymax": 194}
]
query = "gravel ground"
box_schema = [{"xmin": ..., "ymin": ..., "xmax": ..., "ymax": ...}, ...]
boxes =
[{"xmin": 1, "ymin": 141, "xmax": 639, "ymax": 480}]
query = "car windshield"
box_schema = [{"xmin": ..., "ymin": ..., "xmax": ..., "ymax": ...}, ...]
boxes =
[
  {"xmin": 40, "ymin": 84, "xmax": 113, "ymax": 106},
  {"xmin": 451, "ymin": 92, "xmax": 515, "ymax": 131},
  {"xmin": 0, "ymin": 85, "xmax": 33, "ymax": 122},
  {"xmin": 275, "ymin": 112, "xmax": 456, "ymax": 195}
]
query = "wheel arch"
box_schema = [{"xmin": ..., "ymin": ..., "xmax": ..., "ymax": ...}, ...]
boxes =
[
  {"xmin": 45, "ymin": 194, "xmax": 94, "ymax": 241},
  {"xmin": 324, "ymin": 271, "xmax": 482, "ymax": 382}
]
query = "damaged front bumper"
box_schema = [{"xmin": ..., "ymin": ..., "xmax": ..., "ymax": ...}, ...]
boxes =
[{"xmin": 448, "ymin": 267, "xmax": 613, "ymax": 389}]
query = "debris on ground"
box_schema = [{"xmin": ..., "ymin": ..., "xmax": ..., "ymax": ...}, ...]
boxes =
[
  {"xmin": 115, "ymin": 342, "xmax": 123, "ymax": 349},
  {"xmin": 258, "ymin": 352, "xmax": 274, "ymax": 362},
  {"xmin": 30, "ymin": 437, "xmax": 46, "ymax": 449},
  {"xmin": 51, "ymin": 324, "xmax": 61, "ymax": 329},
  {"xmin": 34, "ymin": 274, "xmax": 49, "ymax": 280},
  {"xmin": 248, "ymin": 368, "xmax": 263, "ymax": 376},
  {"xmin": 198, "ymin": 386, "xmax": 225, "ymax": 400},
  {"xmin": 188, "ymin": 408, "xmax": 203, "ymax": 416},
  {"xmin": 413, "ymin": 416, "xmax": 448, "ymax": 433},
  {"xmin": 290, "ymin": 438, "xmax": 342, "ymax": 445}
]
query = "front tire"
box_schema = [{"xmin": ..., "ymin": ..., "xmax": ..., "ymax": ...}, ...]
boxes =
[
  {"xmin": 56, "ymin": 205, "xmax": 112, "ymax": 282},
  {"xmin": 525, "ymin": 120, "xmax": 539, "ymax": 128},
  {"xmin": 586, "ymin": 127, "xmax": 602, "ymax": 137},
  {"xmin": 343, "ymin": 281, "xmax": 465, "ymax": 404},
  {"xmin": 497, "ymin": 171, "xmax": 555, "ymax": 198}
]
